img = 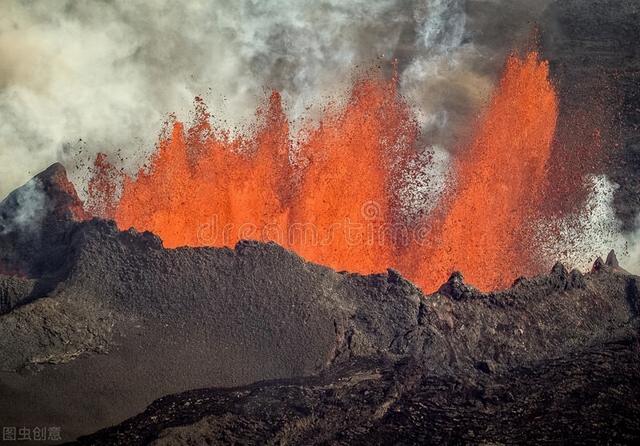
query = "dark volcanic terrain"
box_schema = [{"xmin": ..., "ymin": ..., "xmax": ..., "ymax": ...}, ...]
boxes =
[
  {"xmin": 75, "ymin": 343, "xmax": 640, "ymax": 445},
  {"xmin": 0, "ymin": 163, "xmax": 639, "ymax": 444},
  {"xmin": 71, "ymin": 256, "xmax": 640, "ymax": 445},
  {"xmin": 2, "ymin": 1, "xmax": 640, "ymax": 443}
]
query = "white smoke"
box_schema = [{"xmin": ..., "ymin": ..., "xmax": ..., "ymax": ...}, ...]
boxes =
[
  {"xmin": 537, "ymin": 175, "xmax": 640, "ymax": 274},
  {"xmin": 0, "ymin": 177, "xmax": 47, "ymax": 235},
  {"xmin": 0, "ymin": 0, "xmax": 551, "ymax": 200}
]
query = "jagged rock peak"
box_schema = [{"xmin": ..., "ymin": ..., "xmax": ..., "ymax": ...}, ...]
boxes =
[
  {"xmin": 606, "ymin": 250, "xmax": 619, "ymax": 268},
  {"xmin": 438, "ymin": 271, "xmax": 477, "ymax": 300},
  {"xmin": 36, "ymin": 163, "xmax": 89, "ymax": 221},
  {"xmin": 551, "ymin": 262, "xmax": 569, "ymax": 278},
  {"xmin": 592, "ymin": 256, "xmax": 606, "ymax": 273},
  {"xmin": 0, "ymin": 163, "xmax": 89, "ymax": 228},
  {"xmin": 387, "ymin": 268, "xmax": 404, "ymax": 284},
  {"xmin": 569, "ymin": 269, "xmax": 586, "ymax": 289}
]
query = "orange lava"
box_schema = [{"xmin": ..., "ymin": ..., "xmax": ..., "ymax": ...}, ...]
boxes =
[
  {"xmin": 413, "ymin": 52, "xmax": 558, "ymax": 290},
  {"xmin": 114, "ymin": 94, "xmax": 291, "ymax": 249},
  {"xmin": 289, "ymin": 77, "xmax": 417, "ymax": 273},
  {"xmin": 87, "ymin": 51, "xmax": 560, "ymax": 292},
  {"xmin": 86, "ymin": 152, "xmax": 122, "ymax": 219}
]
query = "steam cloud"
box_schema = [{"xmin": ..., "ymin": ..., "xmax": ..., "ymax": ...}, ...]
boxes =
[
  {"xmin": 538, "ymin": 175, "xmax": 640, "ymax": 274},
  {"xmin": 0, "ymin": 176, "xmax": 47, "ymax": 236},
  {"xmin": 0, "ymin": 0, "xmax": 547, "ymax": 194},
  {"xmin": 1, "ymin": 0, "xmax": 637, "ymax": 273}
]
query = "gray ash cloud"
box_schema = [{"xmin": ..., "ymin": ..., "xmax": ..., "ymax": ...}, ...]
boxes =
[{"xmin": 0, "ymin": 0, "xmax": 548, "ymax": 195}]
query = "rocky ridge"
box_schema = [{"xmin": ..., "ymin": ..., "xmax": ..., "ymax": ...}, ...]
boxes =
[{"xmin": 0, "ymin": 164, "xmax": 638, "ymax": 443}]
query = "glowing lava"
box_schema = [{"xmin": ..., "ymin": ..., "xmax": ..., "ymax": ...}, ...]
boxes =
[
  {"xmin": 289, "ymin": 77, "xmax": 417, "ymax": 273},
  {"xmin": 414, "ymin": 51, "xmax": 558, "ymax": 291},
  {"xmin": 87, "ymin": 51, "xmax": 560, "ymax": 292},
  {"xmin": 111, "ymin": 93, "xmax": 292, "ymax": 249}
]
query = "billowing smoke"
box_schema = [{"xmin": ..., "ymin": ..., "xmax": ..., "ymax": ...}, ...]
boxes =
[
  {"xmin": 2, "ymin": 0, "xmax": 637, "ymax": 273},
  {"xmin": 0, "ymin": 0, "xmax": 550, "ymax": 197},
  {"xmin": 626, "ymin": 217, "xmax": 640, "ymax": 274}
]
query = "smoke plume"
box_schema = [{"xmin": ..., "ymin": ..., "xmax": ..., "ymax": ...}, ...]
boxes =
[
  {"xmin": 3, "ymin": 0, "xmax": 637, "ymax": 273},
  {"xmin": 0, "ymin": 0, "xmax": 549, "ymax": 196},
  {"xmin": 537, "ymin": 175, "xmax": 639, "ymax": 274}
]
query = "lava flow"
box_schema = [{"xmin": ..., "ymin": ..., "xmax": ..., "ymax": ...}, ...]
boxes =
[{"xmin": 87, "ymin": 51, "xmax": 566, "ymax": 292}]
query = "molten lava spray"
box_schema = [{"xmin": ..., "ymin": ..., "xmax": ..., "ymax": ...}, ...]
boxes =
[
  {"xmin": 108, "ymin": 94, "xmax": 292, "ymax": 249},
  {"xmin": 289, "ymin": 77, "xmax": 417, "ymax": 273},
  {"xmin": 88, "ymin": 51, "xmax": 559, "ymax": 292},
  {"xmin": 413, "ymin": 52, "xmax": 558, "ymax": 290}
]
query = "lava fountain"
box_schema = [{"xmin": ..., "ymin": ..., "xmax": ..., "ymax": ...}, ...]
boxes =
[
  {"xmin": 87, "ymin": 51, "xmax": 572, "ymax": 292},
  {"xmin": 412, "ymin": 51, "xmax": 558, "ymax": 291}
]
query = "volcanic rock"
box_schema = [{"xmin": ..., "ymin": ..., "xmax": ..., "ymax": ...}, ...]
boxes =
[
  {"xmin": 74, "ymin": 342, "xmax": 640, "ymax": 445},
  {"xmin": 592, "ymin": 256, "xmax": 606, "ymax": 272},
  {"xmin": 437, "ymin": 271, "xmax": 478, "ymax": 300},
  {"xmin": 0, "ymin": 162, "xmax": 88, "ymax": 278},
  {"xmin": 569, "ymin": 268, "xmax": 586, "ymax": 288},
  {"xmin": 0, "ymin": 274, "xmax": 36, "ymax": 315},
  {"xmin": 607, "ymin": 249, "xmax": 620, "ymax": 267},
  {"xmin": 1, "ymin": 164, "xmax": 639, "ymax": 443}
]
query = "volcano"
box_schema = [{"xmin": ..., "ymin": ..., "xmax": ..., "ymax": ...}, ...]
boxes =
[
  {"xmin": 85, "ymin": 51, "xmax": 561, "ymax": 293},
  {"xmin": 2, "ymin": 0, "xmax": 640, "ymax": 444}
]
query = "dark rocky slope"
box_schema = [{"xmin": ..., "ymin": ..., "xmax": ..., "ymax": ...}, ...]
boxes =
[
  {"xmin": 75, "ymin": 341, "xmax": 640, "ymax": 446},
  {"xmin": 1, "ymin": 164, "xmax": 639, "ymax": 444},
  {"xmin": 71, "ymin": 255, "xmax": 640, "ymax": 445}
]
